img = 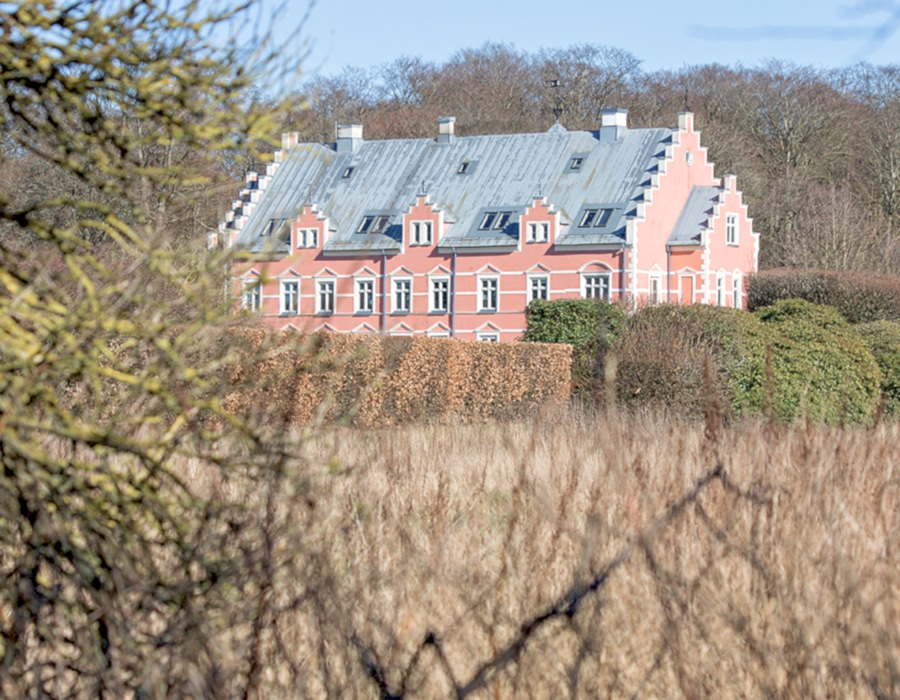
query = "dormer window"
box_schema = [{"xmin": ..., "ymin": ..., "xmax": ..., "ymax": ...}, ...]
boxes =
[
  {"xmin": 358, "ymin": 215, "xmax": 390, "ymax": 234},
  {"xmin": 579, "ymin": 208, "xmax": 614, "ymax": 228},
  {"xmin": 479, "ymin": 211, "xmax": 515, "ymax": 231},
  {"xmin": 342, "ymin": 167, "xmax": 354, "ymax": 178},
  {"xmin": 479, "ymin": 212, "xmax": 497, "ymax": 230},
  {"xmin": 264, "ymin": 219, "xmax": 291, "ymax": 245},
  {"xmin": 457, "ymin": 161, "xmax": 470, "ymax": 174}
]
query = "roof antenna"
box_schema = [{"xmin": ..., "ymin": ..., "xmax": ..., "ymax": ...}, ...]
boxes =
[{"xmin": 549, "ymin": 79, "xmax": 563, "ymax": 123}]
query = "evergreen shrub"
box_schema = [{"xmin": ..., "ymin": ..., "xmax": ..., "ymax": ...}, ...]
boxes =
[
  {"xmin": 857, "ymin": 320, "xmax": 900, "ymax": 418},
  {"xmin": 735, "ymin": 299, "xmax": 883, "ymax": 423},
  {"xmin": 748, "ymin": 268, "xmax": 900, "ymax": 323},
  {"xmin": 522, "ymin": 298, "xmax": 625, "ymax": 393}
]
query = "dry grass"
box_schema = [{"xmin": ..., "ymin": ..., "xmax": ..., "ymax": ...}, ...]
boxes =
[{"xmin": 218, "ymin": 408, "xmax": 900, "ymax": 698}]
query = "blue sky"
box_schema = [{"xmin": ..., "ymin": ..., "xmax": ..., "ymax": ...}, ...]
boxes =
[{"xmin": 260, "ymin": 0, "xmax": 900, "ymax": 79}]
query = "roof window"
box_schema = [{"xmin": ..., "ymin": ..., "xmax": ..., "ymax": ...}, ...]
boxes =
[
  {"xmin": 342, "ymin": 167, "xmax": 354, "ymax": 179},
  {"xmin": 479, "ymin": 211, "xmax": 515, "ymax": 231},
  {"xmin": 570, "ymin": 157, "xmax": 584, "ymax": 171},
  {"xmin": 457, "ymin": 161, "xmax": 470, "ymax": 174},
  {"xmin": 358, "ymin": 215, "xmax": 391, "ymax": 234},
  {"xmin": 264, "ymin": 218, "xmax": 291, "ymax": 244},
  {"xmin": 579, "ymin": 208, "xmax": 614, "ymax": 228}
]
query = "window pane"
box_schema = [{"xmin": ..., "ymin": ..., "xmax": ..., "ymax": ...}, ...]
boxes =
[
  {"xmin": 282, "ymin": 281, "xmax": 298, "ymax": 313},
  {"xmin": 432, "ymin": 279, "xmax": 448, "ymax": 311},
  {"xmin": 357, "ymin": 216, "xmax": 374, "ymax": 233},
  {"xmin": 494, "ymin": 213, "xmax": 511, "ymax": 230},
  {"xmin": 318, "ymin": 281, "xmax": 334, "ymax": 313},
  {"xmin": 480, "ymin": 213, "xmax": 497, "ymax": 230},
  {"xmin": 584, "ymin": 274, "xmax": 610, "ymax": 300},
  {"xmin": 580, "ymin": 210, "xmax": 597, "ymax": 227},
  {"xmin": 358, "ymin": 280, "xmax": 374, "ymax": 312},
  {"xmin": 395, "ymin": 279, "xmax": 411, "ymax": 312},
  {"xmin": 596, "ymin": 209, "xmax": 613, "ymax": 227},
  {"xmin": 481, "ymin": 278, "xmax": 498, "ymax": 310}
]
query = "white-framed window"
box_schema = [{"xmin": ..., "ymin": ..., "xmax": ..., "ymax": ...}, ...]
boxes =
[
  {"xmin": 526, "ymin": 222, "xmax": 549, "ymax": 243},
  {"xmin": 716, "ymin": 274, "xmax": 726, "ymax": 306},
  {"xmin": 242, "ymin": 280, "xmax": 262, "ymax": 312},
  {"xmin": 582, "ymin": 273, "xmax": 611, "ymax": 300},
  {"xmin": 297, "ymin": 228, "xmax": 318, "ymax": 248},
  {"xmin": 733, "ymin": 273, "xmax": 742, "ymax": 309},
  {"xmin": 529, "ymin": 275, "xmax": 549, "ymax": 302},
  {"xmin": 410, "ymin": 220, "xmax": 433, "ymax": 246},
  {"xmin": 355, "ymin": 278, "xmax": 375, "ymax": 313},
  {"xmin": 579, "ymin": 209, "xmax": 613, "ymax": 228},
  {"xmin": 477, "ymin": 333, "xmax": 499, "ymax": 342},
  {"xmin": 479, "ymin": 276, "xmax": 499, "ymax": 311},
  {"xmin": 392, "ymin": 277, "xmax": 412, "ymax": 313},
  {"xmin": 429, "ymin": 332, "xmax": 450, "ymax": 338},
  {"xmin": 430, "ymin": 277, "xmax": 449, "ymax": 312},
  {"xmin": 358, "ymin": 215, "xmax": 390, "ymax": 234},
  {"xmin": 726, "ymin": 213, "xmax": 738, "ymax": 246},
  {"xmin": 478, "ymin": 211, "xmax": 514, "ymax": 231},
  {"xmin": 649, "ymin": 275, "xmax": 661, "ymax": 305},
  {"xmin": 280, "ymin": 279, "xmax": 299, "ymax": 314},
  {"xmin": 316, "ymin": 279, "xmax": 335, "ymax": 314}
]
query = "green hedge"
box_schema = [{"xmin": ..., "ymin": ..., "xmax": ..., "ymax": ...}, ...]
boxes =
[
  {"xmin": 857, "ymin": 321, "xmax": 900, "ymax": 418},
  {"xmin": 522, "ymin": 298, "xmax": 625, "ymax": 393},
  {"xmin": 748, "ymin": 268, "xmax": 900, "ymax": 323},
  {"xmin": 734, "ymin": 300, "xmax": 883, "ymax": 424},
  {"xmin": 609, "ymin": 300, "xmax": 883, "ymax": 424}
]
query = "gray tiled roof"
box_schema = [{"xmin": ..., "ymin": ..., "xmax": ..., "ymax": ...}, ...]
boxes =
[
  {"xmin": 235, "ymin": 124, "xmax": 675, "ymax": 253},
  {"xmin": 668, "ymin": 185, "xmax": 721, "ymax": 246}
]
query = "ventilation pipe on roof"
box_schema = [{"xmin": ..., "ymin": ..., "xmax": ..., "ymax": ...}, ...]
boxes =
[
  {"xmin": 438, "ymin": 116, "xmax": 456, "ymax": 144},
  {"xmin": 599, "ymin": 108, "xmax": 628, "ymax": 142},
  {"xmin": 336, "ymin": 124, "xmax": 363, "ymax": 153}
]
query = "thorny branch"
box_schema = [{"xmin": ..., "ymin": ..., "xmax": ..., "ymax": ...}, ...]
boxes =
[{"xmin": 356, "ymin": 462, "xmax": 775, "ymax": 698}]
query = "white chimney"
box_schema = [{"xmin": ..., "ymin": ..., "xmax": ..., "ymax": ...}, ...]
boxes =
[
  {"xmin": 438, "ymin": 116, "xmax": 456, "ymax": 144},
  {"xmin": 336, "ymin": 124, "xmax": 363, "ymax": 153},
  {"xmin": 599, "ymin": 109, "xmax": 628, "ymax": 142}
]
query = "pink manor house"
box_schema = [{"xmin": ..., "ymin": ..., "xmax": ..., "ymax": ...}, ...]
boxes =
[{"xmin": 217, "ymin": 110, "xmax": 759, "ymax": 342}]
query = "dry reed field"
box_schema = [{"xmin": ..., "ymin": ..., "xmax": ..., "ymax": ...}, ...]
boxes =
[{"xmin": 188, "ymin": 409, "xmax": 900, "ymax": 699}]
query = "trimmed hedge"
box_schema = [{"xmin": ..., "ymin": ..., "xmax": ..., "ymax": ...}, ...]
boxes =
[
  {"xmin": 225, "ymin": 331, "xmax": 573, "ymax": 427},
  {"xmin": 522, "ymin": 298, "xmax": 625, "ymax": 393},
  {"xmin": 857, "ymin": 321, "xmax": 900, "ymax": 418},
  {"xmin": 748, "ymin": 268, "xmax": 900, "ymax": 323}
]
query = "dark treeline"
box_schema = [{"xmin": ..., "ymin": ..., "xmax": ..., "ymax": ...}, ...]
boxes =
[{"xmin": 284, "ymin": 43, "xmax": 900, "ymax": 273}]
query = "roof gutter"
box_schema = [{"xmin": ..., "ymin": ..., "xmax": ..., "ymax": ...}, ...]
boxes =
[
  {"xmin": 450, "ymin": 248, "xmax": 458, "ymax": 338},
  {"xmin": 666, "ymin": 244, "xmax": 671, "ymax": 304},
  {"xmin": 380, "ymin": 249, "xmax": 387, "ymax": 333}
]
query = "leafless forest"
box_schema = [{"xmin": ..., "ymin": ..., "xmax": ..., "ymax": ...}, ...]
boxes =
[{"xmin": 280, "ymin": 45, "xmax": 900, "ymax": 273}]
